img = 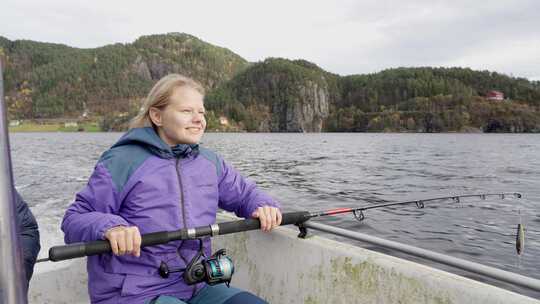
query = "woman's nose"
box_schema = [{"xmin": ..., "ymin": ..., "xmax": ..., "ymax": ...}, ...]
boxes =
[{"xmin": 192, "ymin": 112, "xmax": 204, "ymax": 122}]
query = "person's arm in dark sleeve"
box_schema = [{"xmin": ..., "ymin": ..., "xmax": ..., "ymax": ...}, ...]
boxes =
[{"xmin": 15, "ymin": 189, "xmax": 41, "ymax": 285}]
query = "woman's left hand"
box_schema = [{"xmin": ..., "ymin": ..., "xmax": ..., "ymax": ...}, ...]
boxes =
[{"xmin": 251, "ymin": 206, "xmax": 282, "ymax": 232}]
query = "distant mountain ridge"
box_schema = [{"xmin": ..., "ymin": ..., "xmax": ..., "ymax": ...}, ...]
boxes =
[
  {"xmin": 1, "ymin": 33, "xmax": 539, "ymax": 132},
  {"xmin": 0, "ymin": 33, "xmax": 247, "ymax": 119}
]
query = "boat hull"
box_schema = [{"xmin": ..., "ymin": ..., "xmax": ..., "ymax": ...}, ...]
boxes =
[{"xmin": 29, "ymin": 214, "xmax": 539, "ymax": 303}]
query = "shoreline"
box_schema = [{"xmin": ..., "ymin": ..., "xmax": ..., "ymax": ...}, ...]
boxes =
[
  {"xmin": 8, "ymin": 121, "xmax": 539, "ymax": 134},
  {"xmin": 9, "ymin": 129, "xmax": 540, "ymax": 134}
]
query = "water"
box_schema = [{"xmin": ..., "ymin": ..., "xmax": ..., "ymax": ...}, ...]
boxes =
[{"xmin": 10, "ymin": 132, "xmax": 540, "ymax": 296}]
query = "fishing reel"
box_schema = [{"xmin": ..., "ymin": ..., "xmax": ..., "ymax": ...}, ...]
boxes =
[{"xmin": 158, "ymin": 239, "xmax": 234, "ymax": 287}]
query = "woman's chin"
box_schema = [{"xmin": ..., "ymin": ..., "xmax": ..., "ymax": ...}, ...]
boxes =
[{"xmin": 184, "ymin": 136, "xmax": 202, "ymax": 145}]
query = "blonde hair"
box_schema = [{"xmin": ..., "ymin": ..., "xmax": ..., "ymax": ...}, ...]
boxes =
[{"xmin": 129, "ymin": 74, "xmax": 205, "ymax": 129}]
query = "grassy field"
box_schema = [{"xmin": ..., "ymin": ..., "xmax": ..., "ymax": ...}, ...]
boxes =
[{"xmin": 9, "ymin": 122, "xmax": 102, "ymax": 132}]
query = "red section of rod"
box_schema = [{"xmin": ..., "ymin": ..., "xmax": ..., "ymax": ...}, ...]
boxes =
[{"xmin": 324, "ymin": 208, "xmax": 354, "ymax": 216}]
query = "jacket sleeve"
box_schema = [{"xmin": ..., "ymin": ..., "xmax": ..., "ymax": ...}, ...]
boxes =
[
  {"xmin": 15, "ymin": 190, "xmax": 40, "ymax": 285},
  {"xmin": 217, "ymin": 157, "xmax": 280, "ymax": 219},
  {"xmin": 61, "ymin": 162, "xmax": 129, "ymax": 244}
]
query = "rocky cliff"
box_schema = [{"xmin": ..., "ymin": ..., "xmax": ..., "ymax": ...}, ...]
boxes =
[{"xmin": 207, "ymin": 58, "xmax": 336, "ymax": 132}]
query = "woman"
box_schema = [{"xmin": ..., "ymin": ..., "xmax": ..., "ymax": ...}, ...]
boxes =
[{"xmin": 62, "ymin": 74, "xmax": 281, "ymax": 304}]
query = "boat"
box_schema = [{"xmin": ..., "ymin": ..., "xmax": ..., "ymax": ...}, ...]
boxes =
[
  {"xmin": 2, "ymin": 62, "xmax": 540, "ymax": 304},
  {"xmin": 26, "ymin": 212, "xmax": 540, "ymax": 303}
]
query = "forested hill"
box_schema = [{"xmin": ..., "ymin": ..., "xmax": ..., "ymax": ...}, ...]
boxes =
[
  {"xmin": 207, "ymin": 60, "xmax": 540, "ymax": 133},
  {"xmin": 0, "ymin": 33, "xmax": 248, "ymax": 119},
  {"xmin": 328, "ymin": 67, "xmax": 540, "ymax": 132},
  {"xmin": 1, "ymin": 33, "xmax": 540, "ymax": 132}
]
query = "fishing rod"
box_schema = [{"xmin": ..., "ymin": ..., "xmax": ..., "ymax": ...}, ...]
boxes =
[
  {"xmin": 309, "ymin": 192, "xmax": 522, "ymax": 222},
  {"xmin": 38, "ymin": 192, "xmax": 521, "ymax": 263}
]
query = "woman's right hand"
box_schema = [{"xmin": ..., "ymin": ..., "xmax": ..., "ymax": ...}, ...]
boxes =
[{"xmin": 104, "ymin": 226, "xmax": 142, "ymax": 257}]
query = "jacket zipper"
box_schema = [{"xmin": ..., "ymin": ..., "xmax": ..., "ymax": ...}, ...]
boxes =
[
  {"xmin": 176, "ymin": 158, "xmax": 188, "ymax": 228},
  {"xmin": 175, "ymin": 157, "xmax": 197, "ymax": 297}
]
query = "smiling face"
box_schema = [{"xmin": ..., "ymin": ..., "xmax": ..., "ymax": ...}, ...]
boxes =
[{"xmin": 149, "ymin": 86, "xmax": 206, "ymax": 146}]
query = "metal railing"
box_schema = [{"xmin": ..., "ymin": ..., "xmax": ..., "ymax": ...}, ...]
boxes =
[
  {"xmin": 303, "ymin": 221, "xmax": 540, "ymax": 293},
  {"xmin": 0, "ymin": 60, "xmax": 28, "ymax": 303}
]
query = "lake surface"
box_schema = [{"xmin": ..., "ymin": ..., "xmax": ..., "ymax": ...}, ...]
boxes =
[{"xmin": 9, "ymin": 132, "xmax": 540, "ymax": 297}]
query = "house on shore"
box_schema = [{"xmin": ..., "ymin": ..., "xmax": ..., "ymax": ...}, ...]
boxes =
[{"xmin": 486, "ymin": 90, "xmax": 504, "ymax": 101}]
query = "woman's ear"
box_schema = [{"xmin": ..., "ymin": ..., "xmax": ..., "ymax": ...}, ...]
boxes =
[{"xmin": 148, "ymin": 107, "xmax": 163, "ymax": 127}]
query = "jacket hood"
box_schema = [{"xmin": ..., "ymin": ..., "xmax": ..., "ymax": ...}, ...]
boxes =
[{"xmin": 112, "ymin": 127, "xmax": 199, "ymax": 159}]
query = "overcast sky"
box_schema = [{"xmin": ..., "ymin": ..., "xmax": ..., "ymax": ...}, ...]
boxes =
[{"xmin": 1, "ymin": 0, "xmax": 539, "ymax": 80}]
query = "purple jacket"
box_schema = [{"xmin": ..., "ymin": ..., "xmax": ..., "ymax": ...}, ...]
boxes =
[{"xmin": 61, "ymin": 127, "xmax": 279, "ymax": 304}]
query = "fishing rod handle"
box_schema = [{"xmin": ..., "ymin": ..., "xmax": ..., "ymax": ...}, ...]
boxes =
[
  {"xmin": 47, "ymin": 211, "xmax": 311, "ymax": 262},
  {"xmin": 48, "ymin": 230, "xmax": 179, "ymax": 262},
  {"xmin": 216, "ymin": 211, "xmax": 311, "ymax": 235}
]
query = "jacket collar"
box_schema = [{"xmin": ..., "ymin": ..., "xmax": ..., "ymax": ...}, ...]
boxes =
[{"xmin": 112, "ymin": 127, "xmax": 199, "ymax": 159}]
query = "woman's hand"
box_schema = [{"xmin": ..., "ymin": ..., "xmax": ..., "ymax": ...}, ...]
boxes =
[
  {"xmin": 251, "ymin": 206, "xmax": 282, "ymax": 232},
  {"xmin": 104, "ymin": 226, "xmax": 142, "ymax": 257}
]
